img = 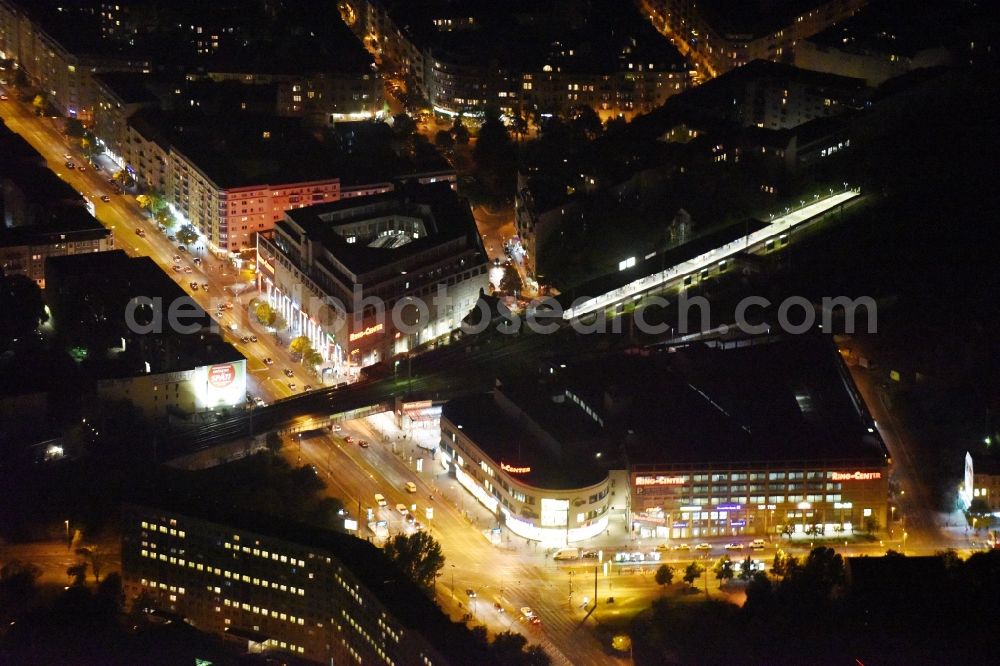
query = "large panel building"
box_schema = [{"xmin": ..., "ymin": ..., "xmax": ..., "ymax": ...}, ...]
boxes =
[
  {"xmin": 257, "ymin": 182, "xmax": 489, "ymax": 372},
  {"xmin": 122, "ymin": 499, "xmax": 477, "ymax": 665}
]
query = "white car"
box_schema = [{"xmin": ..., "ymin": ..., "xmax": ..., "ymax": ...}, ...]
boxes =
[
  {"xmin": 695, "ymin": 543, "xmax": 712, "ymax": 551},
  {"xmin": 374, "ymin": 493, "xmax": 387, "ymax": 507},
  {"xmin": 750, "ymin": 539, "xmax": 766, "ymax": 550},
  {"xmin": 396, "ymin": 504, "xmax": 408, "ymax": 515},
  {"xmin": 724, "ymin": 542, "xmax": 744, "ymax": 551}
]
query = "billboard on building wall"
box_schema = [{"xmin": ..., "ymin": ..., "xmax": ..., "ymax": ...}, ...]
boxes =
[{"xmin": 194, "ymin": 360, "xmax": 247, "ymax": 410}]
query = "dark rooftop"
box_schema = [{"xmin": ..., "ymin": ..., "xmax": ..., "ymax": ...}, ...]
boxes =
[
  {"xmin": 282, "ymin": 182, "xmax": 482, "ymax": 277},
  {"xmin": 92, "ymin": 71, "xmax": 159, "ymax": 106},
  {"xmin": 554, "ymin": 335, "xmax": 886, "ymax": 466},
  {"xmin": 125, "ymin": 496, "xmax": 484, "ymax": 665},
  {"xmin": 147, "ymin": 112, "xmax": 341, "ymax": 189},
  {"xmin": 44, "ymin": 251, "xmax": 244, "ymax": 376},
  {"xmin": 442, "ymin": 390, "xmax": 611, "ymax": 490},
  {"xmin": 698, "ymin": 0, "xmax": 832, "ymax": 39}
]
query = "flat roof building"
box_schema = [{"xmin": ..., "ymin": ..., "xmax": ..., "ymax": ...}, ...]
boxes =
[
  {"xmin": 258, "ymin": 182, "xmax": 489, "ymax": 374},
  {"xmin": 441, "ymin": 334, "xmax": 890, "ymax": 545},
  {"xmin": 45, "ymin": 250, "xmax": 246, "ymax": 419}
]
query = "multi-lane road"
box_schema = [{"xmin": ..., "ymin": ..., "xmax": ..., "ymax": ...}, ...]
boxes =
[{"xmin": 1, "ymin": 90, "xmax": 317, "ymax": 404}]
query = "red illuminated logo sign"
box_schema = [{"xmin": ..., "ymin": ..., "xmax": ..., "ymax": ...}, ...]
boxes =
[
  {"xmin": 830, "ymin": 471, "xmax": 882, "ymax": 481},
  {"xmin": 208, "ymin": 364, "xmax": 236, "ymax": 388}
]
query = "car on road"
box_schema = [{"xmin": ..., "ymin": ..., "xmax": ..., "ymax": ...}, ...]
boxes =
[
  {"xmin": 0, "ymin": 94, "xmax": 8, "ymax": 101},
  {"xmin": 65, "ymin": 161, "xmax": 75, "ymax": 169},
  {"xmin": 168, "ymin": 235, "xmax": 176, "ymax": 242},
  {"xmin": 183, "ymin": 266, "xmax": 193, "ymax": 273},
  {"xmin": 240, "ymin": 336, "xmax": 250, "ymax": 343},
  {"xmin": 673, "ymin": 543, "xmax": 691, "ymax": 551},
  {"xmin": 405, "ymin": 513, "xmax": 415, "ymax": 524},
  {"xmin": 582, "ymin": 550, "xmax": 599, "ymax": 559},
  {"xmin": 405, "ymin": 481, "xmax": 417, "ymax": 493},
  {"xmin": 177, "ymin": 245, "xmax": 186, "ymax": 252},
  {"xmin": 724, "ymin": 542, "xmax": 744, "ymax": 551},
  {"xmin": 192, "ymin": 257, "xmax": 201, "ymax": 264},
  {"xmin": 136, "ymin": 228, "xmax": 145, "ymax": 237},
  {"xmin": 100, "ymin": 195, "xmax": 110, "ymax": 202},
  {"xmin": 64, "ymin": 154, "xmax": 73, "ymax": 160},
  {"xmin": 283, "ymin": 368, "xmax": 294, "ymax": 378},
  {"xmin": 263, "ymin": 357, "xmax": 273, "ymax": 365},
  {"xmin": 172, "ymin": 254, "xmax": 181, "ymax": 262},
  {"xmin": 695, "ymin": 543, "xmax": 712, "ymax": 551},
  {"xmin": 344, "ymin": 436, "xmax": 354, "ymax": 443},
  {"xmin": 465, "ymin": 588, "xmax": 476, "ymax": 598},
  {"xmin": 253, "ymin": 397, "xmax": 266, "ymax": 407},
  {"xmin": 520, "ymin": 607, "xmax": 540, "ymax": 625},
  {"xmin": 374, "ymin": 493, "xmax": 387, "ymax": 507},
  {"xmin": 494, "ymin": 602, "xmax": 504, "ymax": 613},
  {"xmin": 396, "ymin": 504, "xmax": 408, "ymax": 515},
  {"xmin": 750, "ymin": 539, "xmax": 766, "ymax": 550},
  {"xmin": 249, "ymin": 335, "xmax": 257, "ymax": 343},
  {"xmin": 303, "ymin": 385, "xmax": 313, "ymax": 391},
  {"xmin": 358, "ymin": 439, "xmax": 369, "ymax": 448},
  {"xmin": 171, "ymin": 265, "xmax": 181, "ymax": 272},
  {"xmin": 189, "ymin": 282, "xmax": 199, "ymax": 291},
  {"xmin": 287, "ymin": 383, "xmax": 296, "ymax": 391},
  {"xmin": 201, "ymin": 283, "xmax": 209, "ymax": 290},
  {"xmin": 77, "ymin": 165, "xmax": 86, "ymax": 172}
]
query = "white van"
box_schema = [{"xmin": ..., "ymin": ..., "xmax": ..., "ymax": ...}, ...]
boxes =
[
  {"xmin": 374, "ymin": 493, "xmax": 387, "ymax": 507},
  {"xmin": 553, "ymin": 548, "xmax": 580, "ymax": 561},
  {"xmin": 405, "ymin": 482, "xmax": 417, "ymax": 493}
]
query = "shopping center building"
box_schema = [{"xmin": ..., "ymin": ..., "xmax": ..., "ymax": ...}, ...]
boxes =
[
  {"xmin": 257, "ymin": 182, "xmax": 489, "ymax": 372},
  {"xmin": 441, "ymin": 334, "xmax": 890, "ymax": 545}
]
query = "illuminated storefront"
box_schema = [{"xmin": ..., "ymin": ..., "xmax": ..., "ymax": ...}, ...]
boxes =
[
  {"xmin": 630, "ymin": 463, "xmax": 889, "ymax": 540},
  {"xmin": 440, "ymin": 394, "xmax": 612, "ymax": 546}
]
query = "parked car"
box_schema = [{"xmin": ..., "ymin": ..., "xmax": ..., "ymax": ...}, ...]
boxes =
[
  {"xmin": 283, "ymin": 368, "xmax": 294, "ymax": 378},
  {"xmin": 673, "ymin": 543, "xmax": 691, "ymax": 551},
  {"xmin": 724, "ymin": 542, "xmax": 744, "ymax": 551},
  {"xmin": 358, "ymin": 439, "xmax": 369, "ymax": 448},
  {"xmin": 695, "ymin": 543, "xmax": 712, "ymax": 551},
  {"xmin": 750, "ymin": 539, "xmax": 766, "ymax": 550}
]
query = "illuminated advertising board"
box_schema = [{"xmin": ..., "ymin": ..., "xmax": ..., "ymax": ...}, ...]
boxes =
[
  {"xmin": 501, "ymin": 462, "xmax": 531, "ymax": 474},
  {"xmin": 349, "ymin": 323, "xmax": 384, "ymax": 342},
  {"xmin": 830, "ymin": 471, "xmax": 882, "ymax": 481},
  {"xmin": 196, "ymin": 360, "xmax": 247, "ymax": 409},
  {"xmin": 635, "ymin": 474, "xmax": 686, "ymax": 486}
]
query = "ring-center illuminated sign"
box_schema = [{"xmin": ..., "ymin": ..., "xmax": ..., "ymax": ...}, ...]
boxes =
[
  {"xmin": 501, "ymin": 462, "xmax": 531, "ymax": 474},
  {"xmin": 349, "ymin": 323, "xmax": 383, "ymax": 342},
  {"xmin": 830, "ymin": 471, "xmax": 881, "ymax": 481},
  {"xmin": 635, "ymin": 475, "xmax": 686, "ymax": 486}
]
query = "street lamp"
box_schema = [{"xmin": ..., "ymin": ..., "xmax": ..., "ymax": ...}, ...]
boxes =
[
  {"xmin": 902, "ymin": 531, "xmax": 908, "ymax": 555},
  {"xmin": 64, "ymin": 519, "xmax": 70, "ymax": 546}
]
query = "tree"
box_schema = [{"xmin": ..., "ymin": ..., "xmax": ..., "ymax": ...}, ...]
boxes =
[
  {"xmin": 434, "ymin": 129, "xmax": 455, "ymax": 151},
  {"xmin": 683, "ymin": 562, "xmax": 703, "ymax": 587},
  {"xmin": 0, "ymin": 560, "xmax": 41, "ymax": 613},
  {"xmin": 305, "ymin": 349, "xmax": 324, "ymax": 369},
  {"xmin": 569, "ymin": 105, "xmax": 602, "ymax": 140},
  {"xmin": 155, "ymin": 208, "xmax": 176, "ymax": 230},
  {"xmin": 499, "ymin": 266, "xmax": 523, "ymax": 295},
  {"xmin": 392, "ymin": 112, "xmax": 417, "ymax": 137},
  {"xmin": 382, "ymin": 531, "xmax": 445, "ymax": 589},
  {"xmin": 605, "ymin": 116, "xmax": 628, "ymax": 136},
  {"xmin": 265, "ymin": 431, "xmax": 282, "ymax": 455},
  {"xmin": 32, "ymin": 94, "xmax": 45, "ymax": 115},
  {"xmin": 66, "ymin": 563, "xmax": 87, "ymax": 587},
  {"xmin": 65, "ymin": 117, "xmax": 85, "ymax": 138},
  {"xmin": 511, "ymin": 113, "xmax": 529, "ymax": 142},
  {"xmin": 75, "ymin": 546, "xmax": 107, "ymax": 582},
  {"xmin": 473, "ymin": 105, "xmax": 516, "ymax": 199},
  {"xmin": 452, "ymin": 116, "xmax": 470, "ymax": 144},
  {"xmin": 655, "ymin": 563, "xmax": 674, "ymax": 590},
  {"xmin": 80, "ymin": 133, "xmax": 94, "ymax": 158},
  {"xmin": 289, "ymin": 335, "xmax": 312, "ymax": 355},
  {"xmin": 0, "ymin": 273, "xmax": 49, "ymax": 351},
  {"xmin": 738, "ymin": 556, "xmax": 756, "ymax": 581},
  {"xmin": 254, "ymin": 301, "xmax": 278, "ymax": 327},
  {"xmin": 863, "ymin": 515, "xmax": 880, "ymax": 535},
  {"xmin": 489, "ymin": 631, "xmax": 551, "ymax": 666},
  {"xmin": 176, "ymin": 225, "xmax": 199, "ymax": 245},
  {"xmin": 713, "ymin": 556, "xmax": 734, "ymax": 583}
]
